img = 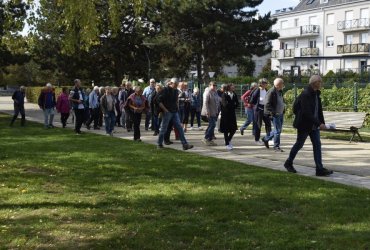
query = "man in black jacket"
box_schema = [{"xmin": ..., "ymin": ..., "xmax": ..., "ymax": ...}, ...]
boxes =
[{"xmin": 284, "ymin": 75, "xmax": 333, "ymax": 176}]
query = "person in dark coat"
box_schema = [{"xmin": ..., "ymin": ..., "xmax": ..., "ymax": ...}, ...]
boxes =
[
  {"xmin": 284, "ymin": 75, "xmax": 333, "ymax": 176},
  {"xmin": 220, "ymin": 84, "xmax": 239, "ymax": 150},
  {"xmin": 10, "ymin": 86, "xmax": 26, "ymax": 126}
]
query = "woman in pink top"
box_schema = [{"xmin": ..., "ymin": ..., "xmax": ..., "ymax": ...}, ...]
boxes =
[{"xmin": 56, "ymin": 87, "xmax": 71, "ymax": 128}]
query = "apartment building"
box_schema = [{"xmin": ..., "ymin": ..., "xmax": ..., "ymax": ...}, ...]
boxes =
[{"xmin": 271, "ymin": 0, "xmax": 370, "ymax": 76}]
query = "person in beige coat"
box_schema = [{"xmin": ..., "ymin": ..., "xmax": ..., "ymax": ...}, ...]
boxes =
[{"xmin": 201, "ymin": 82, "xmax": 219, "ymax": 146}]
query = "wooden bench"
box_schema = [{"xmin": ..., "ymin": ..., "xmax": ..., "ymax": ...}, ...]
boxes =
[{"xmin": 323, "ymin": 111, "xmax": 368, "ymax": 142}]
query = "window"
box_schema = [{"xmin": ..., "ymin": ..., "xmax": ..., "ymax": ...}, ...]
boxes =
[
  {"xmin": 361, "ymin": 33, "xmax": 369, "ymax": 43},
  {"xmin": 345, "ymin": 11, "xmax": 353, "ymax": 21},
  {"xmin": 309, "ymin": 40, "xmax": 317, "ymax": 48},
  {"xmin": 360, "ymin": 8, "xmax": 369, "ymax": 19},
  {"xmin": 295, "ymin": 39, "xmax": 299, "ymax": 48},
  {"xmin": 326, "ymin": 36, "xmax": 334, "ymax": 47},
  {"xmin": 345, "ymin": 34, "xmax": 353, "ymax": 45},
  {"xmin": 294, "ymin": 18, "xmax": 299, "ymax": 27},
  {"xmin": 327, "ymin": 14, "xmax": 335, "ymax": 25}
]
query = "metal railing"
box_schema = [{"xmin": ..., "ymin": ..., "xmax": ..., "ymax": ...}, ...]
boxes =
[
  {"xmin": 338, "ymin": 18, "xmax": 370, "ymax": 31},
  {"xmin": 337, "ymin": 43, "xmax": 370, "ymax": 54},
  {"xmin": 271, "ymin": 50, "xmax": 279, "ymax": 58},
  {"xmin": 284, "ymin": 49, "xmax": 295, "ymax": 58},
  {"xmin": 300, "ymin": 25, "xmax": 320, "ymax": 35},
  {"xmin": 300, "ymin": 47, "xmax": 319, "ymax": 56}
]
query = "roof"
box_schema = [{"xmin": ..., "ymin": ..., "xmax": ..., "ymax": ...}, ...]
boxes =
[{"xmin": 273, "ymin": 0, "xmax": 366, "ymax": 16}]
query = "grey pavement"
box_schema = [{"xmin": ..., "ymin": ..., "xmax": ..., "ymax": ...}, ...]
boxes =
[{"xmin": 1, "ymin": 96, "xmax": 370, "ymax": 190}]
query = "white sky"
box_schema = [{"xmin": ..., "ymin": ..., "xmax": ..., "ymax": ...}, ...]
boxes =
[{"xmin": 257, "ymin": 0, "xmax": 301, "ymax": 15}]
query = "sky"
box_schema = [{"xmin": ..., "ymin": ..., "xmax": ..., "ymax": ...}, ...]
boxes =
[{"xmin": 257, "ymin": 0, "xmax": 301, "ymax": 15}]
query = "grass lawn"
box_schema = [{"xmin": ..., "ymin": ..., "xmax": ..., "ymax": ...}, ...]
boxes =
[{"xmin": 1, "ymin": 114, "xmax": 370, "ymax": 249}]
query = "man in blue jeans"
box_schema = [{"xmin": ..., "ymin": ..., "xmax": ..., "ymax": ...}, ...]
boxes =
[
  {"xmin": 201, "ymin": 81, "xmax": 219, "ymax": 146},
  {"xmin": 157, "ymin": 78, "xmax": 193, "ymax": 150},
  {"xmin": 284, "ymin": 75, "xmax": 333, "ymax": 177},
  {"xmin": 261, "ymin": 78, "xmax": 285, "ymax": 152}
]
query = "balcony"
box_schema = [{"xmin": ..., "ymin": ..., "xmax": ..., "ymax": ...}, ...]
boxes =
[
  {"xmin": 337, "ymin": 43, "xmax": 370, "ymax": 54},
  {"xmin": 337, "ymin": 18, "xmax": 370, "ymax": 32},
  {"xmin": 277, "ymin": 25, "xmax": 320, "ymax": 39},
  {"xmin": 300, "ymin": 47, "xmax": 319, "ymax": 56},
  {"xmin": 284, "ymin": 49, "xmax": 295, "ymax": 58},
  {"xmin": 271, "ymin": 50, "xmax": 279, "ymax": 58}
]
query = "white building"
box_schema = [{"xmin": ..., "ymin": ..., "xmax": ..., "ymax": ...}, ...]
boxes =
[{"xmin": 271, "ymin": 0, "xmax": 370, "ymax": 76}]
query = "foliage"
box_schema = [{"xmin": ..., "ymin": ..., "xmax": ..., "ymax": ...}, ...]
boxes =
[{"xmin": 25, "ymin": 86, "xmax": 63, "ymax": 103}]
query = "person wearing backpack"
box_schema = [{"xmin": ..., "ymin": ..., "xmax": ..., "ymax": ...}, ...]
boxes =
[
  {"xmin": 249, "ymin": 78, "xmax": 271, "ymax": 145},
  {"xmin": 284, "ymin": 75, "xmax": 333, "ymax": 177},
  {"xmin": 261, "ymin": 78, "xmax": 285, "ymax": 152},
  {"xmin": 240, "ymin": 82, "xmax": 257, "ymax": 136}
]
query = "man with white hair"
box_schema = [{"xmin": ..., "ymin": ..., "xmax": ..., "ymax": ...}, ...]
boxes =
[
  {"xmin": 86, "ymin": 86, "xmax": 100, "ymax": 130},
  {"xmin": 157, "ymin": 77, "xmax": 193, "ymax": 150},
  {"xmin": 284, "ymin": 75, "xmax": 333, "ymax": 176},
  {"xmin": 10, "ymin": 86, "xmax": 26, "ymax": 126},
  {"xmin": 143, "ymin": 78, "xmax": 156, "ymax": 130},
  {"xmin": 38, "ymin": 83, "xmax": 56, "ymax": 128},
  {"xmin": 261, "ymin": 78, "xmax": 285, "ymax": 152}
]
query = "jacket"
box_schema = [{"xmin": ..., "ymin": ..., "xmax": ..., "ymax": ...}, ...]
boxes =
[
  {"xmin": 56, "ymin": 93, "xmax": 70, "ymax": 113},
  {"xmin": 264, "ymin": 87, "xmax": 285, "ymax": 116},
  {"xmin": 293, "ymin": 85, "xmax": 325, "ymax": 132},
  {"xmin": 70, "ymin": 87, "xmax": 85, "ymax": 110},
  {"xmin": 100, "ymin": 94, "xmax": 116, "ymax": 114},
  {"xmin": 38, "ymin": 88, "xmax": 56, "ymax": 109},
  {"xmin": 203, "ymin": 90, "xmax": 219, "ymax": 117}
]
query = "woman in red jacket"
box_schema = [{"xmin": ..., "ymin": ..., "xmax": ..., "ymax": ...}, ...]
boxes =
[{"xmin": 56, "ymin": 87, "xmax": 71, "ymax": 128}]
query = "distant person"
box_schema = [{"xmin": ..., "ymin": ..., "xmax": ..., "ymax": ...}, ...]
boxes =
[
  {"xmin": 69, "ymin": 79, "xmax": 86, "ymax": 135},
  {"xmin": 284, "ymin": 75, "xmax": 334, "ymax": 176},
  {"xmin": 150, "ymin": 83, "xmax": 164, "ymax": 136},
  {"xmin": 143, "ymin": 78, "xmax": 156, "ymax": 131},
  {"xmin": 10, "ymin": 86, "xmax": 26, "ymax": 127},
  {"xmin": 86, "ymin": 86, "xmax": 100, "ymax": 130},
  {"xmin": 240, "ymin": 82, "xmax": 257, "ymax": 136},
  {"xmin": 100, "ymin": 86, "xmax": 116, "ymax": 136},
  {"xmin": 157, "ymin": 78, "xmax": 193, "ymax": 150},
  {"xmin": 128, "ymin": 86, "xmax": 146, "ymax": 141},
  {"xmin": 189, "ymin": 87, "xmax": 202, "ymax": 130},
  {"xmin": 261, "ymin": 78, "xmax": 285, "ymax": 152},
  {"xmin": 220, "ymin": 84, "xmax": 239, "ymax": 150},
  {"xmin": 38, "ymin": 83, "xmax": 56, "ymax": 129},
  {"xmin": 56, "ymin": 87, "xmax": 71, "ymax": 128},
  {"xmin": 202, "ymin": 82, "xmax": 219, "ymax": 146}
]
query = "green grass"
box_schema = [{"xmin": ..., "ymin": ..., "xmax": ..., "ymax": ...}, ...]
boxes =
[{"xmin": 1, "ymin": 114, "xmax": 370, "ymax": 249}]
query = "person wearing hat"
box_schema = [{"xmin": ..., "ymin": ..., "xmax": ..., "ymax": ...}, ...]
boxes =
[
  {"xmin": 156, "ymin": 78, "xmax": 193, "ymax": 150},
  {"xmin": 86, "ymin": 85, "xmax": 100, "ymax": 130},
  {"xmin": 38, "ymin": 83, "xmax": 56, "ymax": 128},
  {"xmin": 10, "ymin": 86, "xmax": 26, "ymax": 126}
]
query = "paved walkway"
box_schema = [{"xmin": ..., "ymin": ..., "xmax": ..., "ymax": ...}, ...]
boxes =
[{"xmin": 1, "ymin": 96, "xmax": 370, "ymax": 190}]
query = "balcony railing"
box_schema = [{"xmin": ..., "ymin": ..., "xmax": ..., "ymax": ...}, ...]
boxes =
[
  {"xmin": 338, "ymin": 18, "xmax": 370, "ymax": 31},
  {"xmin": 284, "ymin": 49, "xmax": 295, "ymax": 58},
  {"xmin": 300, "ymin": 47, "xmax": 319, "ymax": 56},
  {"xmin": 301, "ymin": 25, "xmax": 320, "ymax": 35},
  {"xmin": 277, "ymin": 25, "xmax": 320, "ymax": 38},
  {"xmin": 337, "ymin": 43, "xmax": 370, "ymax": 54},
  {"xmin": 271, "ymin": 50, "xmax": 279, "ymax": 58}
]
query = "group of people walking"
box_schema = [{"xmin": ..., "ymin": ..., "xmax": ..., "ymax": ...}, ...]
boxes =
[{"xmin": 10, "ymin": 75, "xmax": 333, "ymax": 176}]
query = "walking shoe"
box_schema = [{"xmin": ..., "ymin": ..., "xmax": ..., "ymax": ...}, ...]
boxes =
[
  {"xmin": 189, "ymin": 127, "xmax": 193, "ymax": 130},
  {"xmin": 208, "ymin": 140, "xmax": 217, "ymax": 146},
  {"xmin": 274, "ymin": 147, "xmax": 284, "ymax": 152},
  {"xmin": 157, "ymin": 144, "xmax": 164, "ymax": 149},
  {"xmin": 164, "ymin": 140, "xmax": 173, "ymax": 145},
  {"xmin": 229, "ymin": 143, "xmax": 233, "ymax": 149},
  {"xmin": 240, "ymin": 128, "xmax": 244, "ymax": 136},
  {"xmin": 284, "ymin": 162, "xmax": 297, "ymax": 173},
  {"xmin": 226, "ymin": 145, "xmax": 233, "ymax": 150},
  {"xmin": 183, "ymin": 144, "xmax": 194, "ymax": 150},
  {"xmin": 262, "ymin": 138, "xmax": 269, "ymax": 149},
  {"xmin": 198, "ymin": 126, "xmax": 203, "ymax": 130},
  {"xmin": 201, "ymin": 138, "xmax": 208, "ymax": 145},
  {"xmin": 316, "ymin": 168, "xmax": 333, "ymax": 177},
  {"xmin": 254, "ymin": 140, "xmax": 263, "ymax": 145}
]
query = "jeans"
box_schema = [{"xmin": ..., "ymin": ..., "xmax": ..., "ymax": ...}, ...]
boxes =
[
  {"xmin": 43, "ymin": 108, "xmax": 55, "ymax": 126},
  {"xmin": 190, "ymin": 107, "xmax": 201, "ymax": 127},
  {"xmin": 286, "ymin": 129, "xmax": 324, "ymax": 170},
  {"xmin": 121, "ymin": 109, "xmax": 126, "ymax": 128},
  {"xmin": 153, "ymin": 114, "xmax": 159, "ymax": 133},
  {"xmin": 204, "ymin": 116, "xmax": 217, "ymax": 141},
  {"xmin": 264, "ymin": 114, "xmax": 284, "ymax": 148},
  {"xmin": 158, "ymin": 112, "xmax": 188, "ymax": 146},
  {"xmin": 104, "ymin": 111, "xmax": 116, "ymax": 134},
  {"xmin": 240, "ymin": 108, "xmax": 254, "ymax": 133}
]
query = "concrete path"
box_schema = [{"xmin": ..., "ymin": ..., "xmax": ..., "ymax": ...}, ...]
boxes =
[{"xmin": 1, "ymin": 96, "xmax": 370, "ymax": 190}]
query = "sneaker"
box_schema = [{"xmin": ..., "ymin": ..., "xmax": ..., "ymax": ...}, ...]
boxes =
[
  {"xmin": 201, "ymin": 138, "xmax": 208, "ymax": 145},
  {"xmin": 183, "ymin": 144, "xmax": 194, "ymax": 150},
  {"xmin": 284, "ymin": 162, "xmax": 297, "ymax": 173},
  {"xmin": 254, "ymin": 141, "xmax": 263, "ymax": 145},
  {"xmin": 157, "ymin": 144, "xmax": 164, "ymax": 149},
  {"xmin": 229, "ymin": 143, "xmax": 233, "ymax": 149},
  {"xmin": 240, "ymin": 129, "xmax": 244, "ymax": 135},
  {"xmin": 226, "ymin": 145, "xmax": 233, "ymax": 150},
  {"xmin": 164, "ymin": 140, "xmax": 173, "ymax": 145},
  {"xmin": 198, "ymin": 126, "xmax": 203, "ymax": 130},
  {"xmin": 189, "ymin": 127, "xmax": 193, "ymax": 130},
  {"xmin": 274, "ymin": 147, "xmax": 284, "ymax": 152},
  {"xmin": 262, "ymin": 138, "xmax": 269, "ymax": 149},
  {"xmin": 208, "ymin": 140, "xmax": 217, "ymax": 146},
  {"xmin": 316, "ymin": 168, "xmax": 333, "ymax": 177}
]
